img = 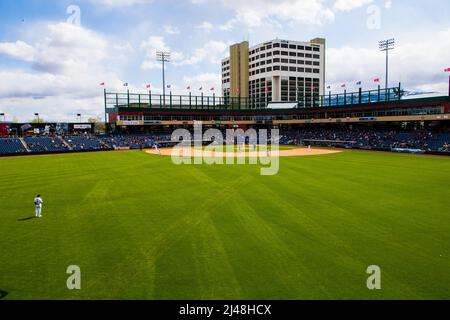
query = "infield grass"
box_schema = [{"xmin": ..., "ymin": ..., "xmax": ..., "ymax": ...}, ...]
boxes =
[{"xmin": 0, "ymin": 149, "xmax": 449, "ymax": 300}]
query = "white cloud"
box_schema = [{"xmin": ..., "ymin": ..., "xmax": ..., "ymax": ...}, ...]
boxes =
[
  {"xmin": 196, "ymin": 19, "xmax": 237, "ymax": 32},
  {"xmin": 193, "ymin": 0, "xmax": 335, "ymax": 28},
  {"xmin": 326, "ymin": 27, "xmax": 450, "ymax": 93},
  {"xmin": 176, "ymin": 40, "xmax": 227, "ymax": 66},
  {"xmin": 333, "ymin": 0, "xmax": 373, "ymax": 12},
  {"xmin": 163, "ymin": 25, "xmax": 180, "ymax": 35},
  {"xmin": 90, "ymin": 0, "xmax": 153, "ymax": 7},
  {"xmin": 0, "ymin": 40, "xmax": 36, "ymax": 62},
  {"xmin": 183, "ymin": 73, "xmax": 221, "ymax": 93},
  {"xmin": 0, "ymin": 22, "xmax": 129, "ymax": 121},
  {"xmin": 140, "ymin": 36, "xmax": 184, "ymax": 70},
  {"xmin": 196, "ymin": 21, "xmax": 215, "ymax": 33}
]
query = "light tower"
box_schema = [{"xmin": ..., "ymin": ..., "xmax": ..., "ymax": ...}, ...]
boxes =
[
  {"xmin": 156, "ymin": 51, "xmax": 171, "ymax": 105},
  {"xmin": 379, "ymin": 38, "xmax": 395, "ymax": 90}
]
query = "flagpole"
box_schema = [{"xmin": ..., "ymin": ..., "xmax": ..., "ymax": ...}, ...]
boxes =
[
  {"xmin": 444, "ymin": 74, "xmax": 450, "ymax": 95},
  {"xmin": 103, "ymin": 88, "xmax": 107, "ymax": 133}
]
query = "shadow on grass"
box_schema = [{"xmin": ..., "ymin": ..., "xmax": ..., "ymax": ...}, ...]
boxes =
[
  {"xmin": 0, "ymin": 290, "xmax": 8, "ymax": 299},
  {"xmin": 18, "ymin": 217, "xmax": 35, "ymax": 221}
]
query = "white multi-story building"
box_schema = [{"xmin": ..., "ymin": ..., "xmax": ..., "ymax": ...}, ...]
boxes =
[{"xmin": 222, "ymin": 38, "xmax": 326, "ymax": 108}]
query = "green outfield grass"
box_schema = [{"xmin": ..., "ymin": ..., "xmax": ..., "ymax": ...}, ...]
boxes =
[{"xmin": 0, "ymin": 149, "xmax": 449, "ymax": 300}]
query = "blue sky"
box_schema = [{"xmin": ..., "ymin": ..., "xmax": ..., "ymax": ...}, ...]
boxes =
[{"xmin": 0, "ymin": 0, "xmax": 449, "ymax": 121}]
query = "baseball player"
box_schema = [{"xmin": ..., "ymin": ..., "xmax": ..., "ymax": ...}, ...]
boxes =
[
  {"xmin": 34, "ymin": 195, "xmax": 43, "ymax": 218},
  {"xmin": 154, "ymin": 144, "xmax": 161, "ymax": 155}
]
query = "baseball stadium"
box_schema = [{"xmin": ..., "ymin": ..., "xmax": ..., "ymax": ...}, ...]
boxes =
[
  {"xmin": 1, "ymin": 81, "xmax": 450, "ymax": 300},
  {"xmin": 2, "ymin": 0, "xmax": 450, "ymax": 304}
]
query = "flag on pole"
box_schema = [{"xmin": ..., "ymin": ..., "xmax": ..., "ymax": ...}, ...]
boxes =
[
  {"xmin": 356, "ymin": 81, "xmax": 362, "ymax": 85},
  {"xmin": 99, "ymin": 82, "xmax": 105, "ymax": 86},
  {"xmin": 445, "ymin": 68, "xmax": 450, "ymax": 72},
  {"xmin": 374, "ymin": 78, "xmax": 380, "ymax": 83},
  {"xmin": 199, "ymin": 87, "xmax": 203, "ymax": 91},
  {"xmin": 123, "ymin": 83, "xmax": 129, "ymax": 87},
  {"xmin": 236, "ymin": 87, "xmax": 241, "ymax": 94},
  {"xmin": 210, "ymin": 87, "xmax": 215, "ymax": 91},
  {"xmin": 145, "ymin": 83, "xmax": 151, "ymax": 89},
  {"xmin": 167, "ymin": 85, "xmax": 171, "ymax": 89},
  {"xmin": 326, "ymin": 85, "xmax": 331, "ymax": 89},
  {"xmin": 341, "ymin": 84, "xmax": 346, "ymax": 88},
  {"xmin": 186, "ymin": 86, "xmax": 191, "ymax": 90}
]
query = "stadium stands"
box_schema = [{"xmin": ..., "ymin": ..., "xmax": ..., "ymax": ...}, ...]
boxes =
[
  {"xmin": 64, "ymin": 135, "xmax": 109, "ymax": 151},
  {"xmin": 24, "ymin": 136, "xmax": 69, "ymax": 152},
  {"xmin": 280, "ymin": 129, "xmax": 450, "ymax": 152},
  {"xmin": 1, "ymin": 130, "xmax": 449, "ymax": 156},
  {"xmin": 0, "ymin": 138, "xmax": 27, "ymax": 154}
]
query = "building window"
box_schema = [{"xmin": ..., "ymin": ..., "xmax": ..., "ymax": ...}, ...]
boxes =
[
  {"xmin": 274, "ymin": 66, "xmax": 280, "ymax": 71},
  {"xmin": 281, "ymin": 58, "xmax": 288, "ymax": 63},
  {"xmin": 297, "ymin": 45, "xmax": 304, "ymax": 50},
  {"xmin": 297, "ymin": 52, "xmax": 305, "ymax": 57},
  {"xmin": 298, "ymin": 67, "xmax": 305, "ymax": 72},
  {"xmin": 305, "ymin": 46, "xmax": 312, "ymax": 51},
  {"xmin": 273, "ymin": 43, "xmax": 280, "ymax": 48},
  {"xmin": 281, "ymin": 51, "xmax": 289, "ymax": 56},
  {"xmin": 281, "ymin": 66, "xmax": 289, "ymax": 71},
  {"xmin": 273, "ymin": 58, "xmax": 280, "ymax": 63},
  {"xmin": 281, "ymin": 43, "xmax": 288, "ymax": 48},
  {"xmin": 289, "ymin": 67, "xmax": 296, "ymax": 72},
  {"xmin": 289, "ymin": 52, "xmax": 296, "ymax": 57}
]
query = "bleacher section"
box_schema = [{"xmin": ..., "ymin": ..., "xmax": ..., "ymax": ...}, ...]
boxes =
[
  {"xmin": 100, "ymin": 134, "xmax": 171, "ymax": 149},
  {"xmin": 24, "ymin": 137, "xmax": 69, "ymax": 152},
  {"xmin": 0, "ymin": 138, "xmax": 27, "ymax": 155},
  {"xmin": 64, "ymin": 135, "xmax": 109, "ymax": 151},
  {"xmin": 280, "ymin": 129, "xmax": 450, "ymax": 152},
  {"xmin": 1, "ymin": 131, "xmax": 449, "ymax": 156}
]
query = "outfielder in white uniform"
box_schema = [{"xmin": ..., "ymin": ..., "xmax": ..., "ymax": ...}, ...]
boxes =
[{"xmin": 34, "ymin": 195, "xmax": 43, "ymax": 218}]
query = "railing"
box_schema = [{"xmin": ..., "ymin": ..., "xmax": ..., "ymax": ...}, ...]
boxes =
[{"xmin": 104, "ymin": 84, "xmax": 404, "ymax": 112}]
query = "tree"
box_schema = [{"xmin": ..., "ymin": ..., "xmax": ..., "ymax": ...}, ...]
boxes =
[
  {"xmin": 30, "ymin": 118, "xmax": 44, "ymax": 124},
  {"xmin": 87, "ymin": 117, "xmax": 101, "ymax": 123}
]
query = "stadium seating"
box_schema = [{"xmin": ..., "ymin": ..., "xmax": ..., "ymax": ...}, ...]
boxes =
[
  {"xmin": 280, "ymin": 129, "xmax": 450, "ymax": 152},
  {"xmin": 2, "ymin": 131, "xmax": 449, "ymax": 156},
  {"xmin": 100, "ymin": 134, "xmax": 171, "ymax": 149},
  {"xmin": 0, "ymin": 138, "xmax": 27, "ymax": 154},
  {"xmin": 24, "ymin": 136, "xmax": 68, "ymax": 152},
  {"xmin": 64, "ymin": 135, "xmax": 108, "ymax": 151}
]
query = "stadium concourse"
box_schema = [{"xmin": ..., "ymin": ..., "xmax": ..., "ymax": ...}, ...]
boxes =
[{"xmin": 0, "ymin": 128, "xmax": 449, "ymax": 157}]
